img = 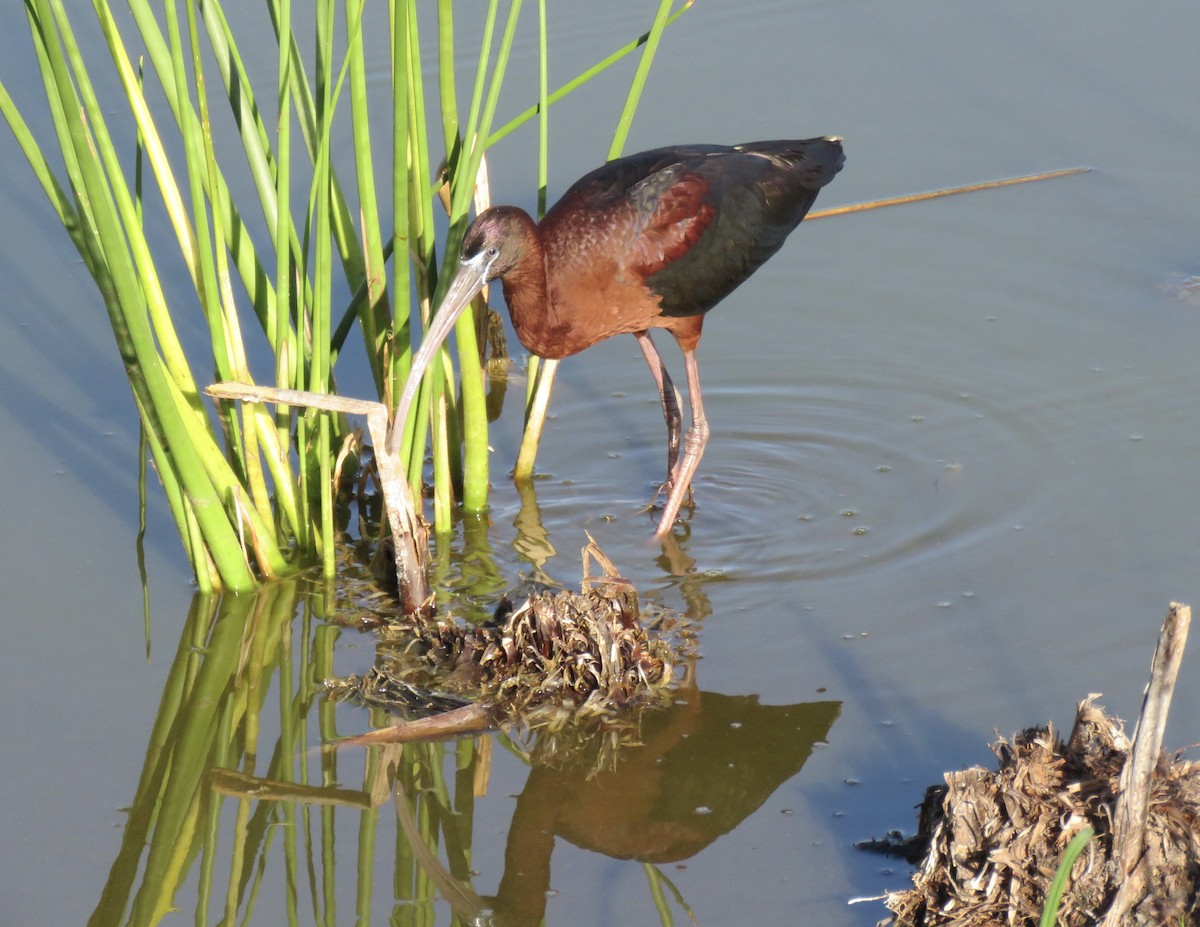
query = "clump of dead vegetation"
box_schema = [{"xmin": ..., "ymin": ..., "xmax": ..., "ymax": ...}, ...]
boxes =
[
  {"xmin": 326, "ymin": 539, "xmax": 696, "ymax": 746},
  {"xmin": 878, "ymin": 603, "xmax": 1200, "ymax": 927}
]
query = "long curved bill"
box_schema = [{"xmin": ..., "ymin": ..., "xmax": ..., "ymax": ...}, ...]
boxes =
[{"xmin": 385, "ymin": 253, "xmax": 493, "ymax": 456}]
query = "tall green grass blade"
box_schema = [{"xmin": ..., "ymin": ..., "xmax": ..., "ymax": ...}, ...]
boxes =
[
  {"xmin": 449, "ymin": 0, "xmax": 529, "ymax": 515},
  {"xmin": 35, "ymin": 0, "xmax": 262, "ymax": 589},
  {"xmin": 309, "ymin": 0, "xmax": 336, "ymax": 575},
  {"xmin": 518, "ymin": 0, "xmax": 552, "ymax": 456},
  {"xmin": 272, "ymin": 0, "xmax": 303, "ymax": 557},
  {"xmin": 263, "ymin": 0, "xmax": 369, "ymax": 328},
  {"xmin": 121, "ymin": 0, "xmax": 282, "ymax": 346},
  {"xmin": 398, "ymin": 0, "xmax": 439, "ymax": 491},
  {"xmin": 307, "ymin": 0, "xmax": 374, "ymax": 576},
  {"xmin": 609, "ymin": 0, "xmax": 678, "ymax": 159},
  {"xmin": 436, "ymin": 0, "xmax": 458, "ymax": 153},
  {"xmin": 345, "ymin": 0, "xmax": 391, "ymax": 396},
  {"xmin": 193, "ymin": 0, "xmax": 278, "ymax": 260},
  {"xmin": 74, "ymin": 7, "xmax": 203, "ymax": 413},
  {"xmin": 459, "ymin": 0, "xmax": 500, "ymax": 190},
  {"xmin": 175, "ymin": 0, "xmax": 257, "ymax": 498},
  {"xmin": 389, "ymin": 0, "xmax": 413, "ymax": 412},
  {"xmin": 537, "ymin": 0, "xmax": 549, "ymax": 217},
  {"xmin": 164, "ymin": 0, "xmax": 219, "ymax": 357},
  {"xmin": 1039, "ymin": 826, "xmax": 1094, "ymax": 927},
  {"xmin": 0, "ymin": 82, "xmax": 88, "ymax": 267},
  {"xmin": 486, "ymin": 0, "xmax": 695, "ymax": 148},
  {"xmin": 425, "ymin": 5, "xmax": 462, "ymax": 525}
]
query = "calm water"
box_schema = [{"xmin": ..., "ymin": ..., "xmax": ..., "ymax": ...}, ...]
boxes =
[{"xmin": 3, "ymin": 1, "xmax": 1200, "ymax": 924}]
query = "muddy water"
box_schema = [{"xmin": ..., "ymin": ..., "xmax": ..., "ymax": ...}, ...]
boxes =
[{"xmin": 4, "ymin": 0, "xmax": 1200, "ymax": 924}]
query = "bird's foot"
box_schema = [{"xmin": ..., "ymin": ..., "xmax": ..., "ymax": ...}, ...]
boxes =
[
  {"xmin": 637, "ymin": 484, "xmax": 667, "ymax": 514},
  {"xmin": 641, "ymin": 479, "xmax": 694, "ymax": 514}
]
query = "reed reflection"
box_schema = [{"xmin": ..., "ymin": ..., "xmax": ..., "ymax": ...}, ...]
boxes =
[
  {"xmin": 92, "ymin": 560, "xmax": 836, "ymax": 927},
  {"xmin": 511, "ymin": 474, "xmax": 715, "ymax": 621}
]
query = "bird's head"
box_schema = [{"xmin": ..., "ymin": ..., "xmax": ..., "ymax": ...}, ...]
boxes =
[
  {"xmin": 386, "ymin": 205, "xmax": 536, "ymax": 455},
  {"xmin": 459, "ymin": 205, "xmax": 535, "ymax": 281}
]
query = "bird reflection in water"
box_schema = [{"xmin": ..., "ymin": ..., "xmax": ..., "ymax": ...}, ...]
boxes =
[
  {"xmin": 387, "ymin": 688, "xmax": 839, "ymax": 927},
  {"xmin": 489, "ymin": 691, "xmax": 838, "ymax": 925}
]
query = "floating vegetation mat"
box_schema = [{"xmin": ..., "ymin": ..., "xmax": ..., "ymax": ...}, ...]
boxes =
[
  {"xmin": 326, "ymin": 540, "xmax": 697, "ymax": 750},
  {"xmin": 878, "ymin": 699, "xmax": 1200, "ymax": 927}
]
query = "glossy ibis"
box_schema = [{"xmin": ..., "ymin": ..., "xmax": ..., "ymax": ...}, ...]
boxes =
[{"xmin": 395, "ymin": 136, "xmax": 845, "ymax": 539}]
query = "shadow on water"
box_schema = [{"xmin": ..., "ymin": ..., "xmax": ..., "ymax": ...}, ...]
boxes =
[{"xmin": 86, "ymin": 572, "xmax": 838, "ymax": 927}]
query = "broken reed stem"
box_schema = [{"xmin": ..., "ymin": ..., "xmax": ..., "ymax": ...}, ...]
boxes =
[
  {"xmin": 205, "ymin": 382, "xmax": 430, "ymax": 611},
  {"xmin": 336, "ymin": 702, "xmax": 493, "ymax": 747},
  {"xmin": 205, "ymin": 383, "xmax": 380, "ymax": 417},
  {"xmin": 807, "ymin": 167, "xmax": 1090, "ymax": 220},
  {"xmin": 209, "ymin": 768, "xmax": 374, "ymax": 809},
  {"xmin": 1100, "ymin": 601, "xmax": 1192, "ymax": 927},
  {"xmin": 393, "ymin": 771, "xmax": 489, "ymax": 921}
]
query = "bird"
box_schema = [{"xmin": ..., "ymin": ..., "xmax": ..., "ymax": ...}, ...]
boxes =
[{"xmin": 393, "ymin": 136, "xmax": 845, "ymax": 540}]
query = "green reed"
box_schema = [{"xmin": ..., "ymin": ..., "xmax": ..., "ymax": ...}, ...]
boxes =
[
  {"xmin": 82, "ymin": 579, "xmax": 489, "ymax": 927},
  {"xmin": 1, "ymin": 1, "xmax": 692, "ymax": 590},
  {"xmin": 1038, "ymin": 826, "xmax": 1095, "ymax": 927}
]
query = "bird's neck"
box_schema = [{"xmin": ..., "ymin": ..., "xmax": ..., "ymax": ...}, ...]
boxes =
[{"xmin": 500, "ymin": 230, "xmax": 575, "ymax": 360}]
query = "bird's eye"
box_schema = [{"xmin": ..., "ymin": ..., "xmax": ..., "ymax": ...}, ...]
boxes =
[{"xmin": 487, "ymin": 247, "xmax": 499, "ymax": 257}]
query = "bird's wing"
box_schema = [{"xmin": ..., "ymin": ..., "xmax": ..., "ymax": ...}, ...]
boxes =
[
  {"xmin": 625, "ymin": 167, "xmax": 719, "ymax": 276},
  {"xmin": 537, "ymin": 145, "xmax": 729, "ymax": 300},
  {"xmin": 625, "ymin": 155, "xmax": 795, "ymax": 318},
  {"xmin": 541, "ymin": 139, "xmax": 843, "ymax": 320}
]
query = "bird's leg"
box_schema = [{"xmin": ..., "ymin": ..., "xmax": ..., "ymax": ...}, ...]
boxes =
[
  {"xmin": 654, "ymin": 349, "xmax": 709, "ymax": 540},
  {"xmin": 635, "ymin": 331, "xmax": 685, "ymax": 497}
]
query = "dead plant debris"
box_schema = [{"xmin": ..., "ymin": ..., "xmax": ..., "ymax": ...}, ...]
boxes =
[
  {"xmin": 878, "ymin": 696, "xmax": 1200, "ymax": 927},
  {"xmin": 879, "ymin": 604, "xmax": 1199, "ymax": 927},
  {"xmin": 326, "ymin": 538, "xmax": 696, "ymax": 745}
]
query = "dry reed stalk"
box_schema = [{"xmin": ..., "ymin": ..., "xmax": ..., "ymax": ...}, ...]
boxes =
[{"xmin": 809, "ymin": 167, "xmax": 1089, "ymax": 220}]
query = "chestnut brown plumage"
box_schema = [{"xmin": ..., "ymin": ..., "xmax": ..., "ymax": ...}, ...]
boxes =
[{"xmin": 393, "ymin": 137, "xmax": 845, "ymax": 539}]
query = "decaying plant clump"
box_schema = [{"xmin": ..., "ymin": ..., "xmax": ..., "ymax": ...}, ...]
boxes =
[
  {"xmin": 327, "ymin": 540, "xmax": 696, "ymax": 743},
  {"xmin": 879, "ymin": 696, "xmax": 1200, "ymax": 927}
]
